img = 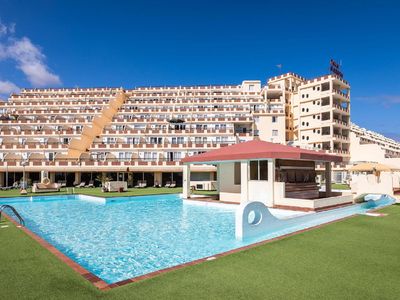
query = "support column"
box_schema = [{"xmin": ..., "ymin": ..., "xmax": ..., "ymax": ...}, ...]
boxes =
[
  {"xmin": 183, "ymin": 164, "xmax": 191, "ymax": 198},
  {"xmin": 50, "ymin": 172, "xmax": 56, "ymax": 183},
  {"xmin": 216, "ymin": 165, "xmax": 220, "ymax": 193},
  {"xmin": 240, "ymin": 161, "xmax": 249, "ymax": 203},
  {"xmin": 325, "ymin": 161, "xmax": 332, "ymax": 197},
  {"xmin": 267, "ymin": 159, "xmax": 275, "ymax": 207},
  {"xmin": 154, "ymin": 172, "xmax": 162, "ymax": 186},
  {"xmin": 74, "ymin": 172, "xmax": 81, "ymax": 185},
  {"xmin": 41, "ymin": 170, "xmax": 49, "ymax": 182}
]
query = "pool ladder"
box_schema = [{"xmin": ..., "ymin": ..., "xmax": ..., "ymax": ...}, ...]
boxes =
[{"xmin": 0, "ymin": 205, "xmax": 25, "ymax": 226}]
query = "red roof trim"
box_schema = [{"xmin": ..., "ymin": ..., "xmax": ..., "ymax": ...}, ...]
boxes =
[{"xmin": 182, "ymin": 140, "xmax": 342, "ymax": 163}]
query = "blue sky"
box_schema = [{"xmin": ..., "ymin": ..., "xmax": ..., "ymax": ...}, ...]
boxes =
[{"xmin": 0, "ymin": 0, "xmax": 399, "ymax": 139}]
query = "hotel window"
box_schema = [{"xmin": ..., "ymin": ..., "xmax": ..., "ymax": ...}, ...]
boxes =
[
  {"xmin": 48, "ymin": 152, "xmax": 54, "ymax": 161},
  {"xmin": 143, "ymin": 152, "xmax": 156, "ymax": 161},
  {"xmin": 272, "ymin": 116, "xmax": 277, "ymax": 123},
  {"xmin": 106, "ymin": 137, "xmax": 116, "ymax": 144},
  {"xmin": 172, "ymin": 137, "xmax": 184, "ymax": 144},
  {"xmin": 272, "ymin": 130, "xmax": 278, "ymax": 137},
  {"xmin": 172, "ymin": 152, "xmax": 182, "ymax": 161},
  {"xmin": 250, "ymin": 160, "xmax": 268, "ymax": 180},
  {"xmin": 234, "ymin": 162, "xmax": 241, "ymax": 185},
  {"xmin": 149, "ymin": 137, "xmax": 162, "ymax": 144}
]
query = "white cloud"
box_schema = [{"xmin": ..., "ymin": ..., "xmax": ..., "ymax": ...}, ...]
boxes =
[
  {"xmin": 0, "ymin": 80, "xmax": 20, "ymax": 95},
  {"xmin": 0, "ymin": 20, "xmax": 61, "ymax": 87},
  {"xmin": 354, "ymin": 95, "xmax": 400, "ymax": 108},
  {"xmin": 0, "ymin": 19, "xmax": 15, "ymax": 37},
  {"xmin": 6, "ymin": 37, "xmax": 61, "ymax": 87}
]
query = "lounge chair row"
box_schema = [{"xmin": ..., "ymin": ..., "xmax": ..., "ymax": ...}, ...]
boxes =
[
  {"xmin": 164, "ymin": 181, "xmax": 176, "ymax": 188},
  {"xmin": 133, "ymin": 181, "xmax": 177, "ymax": 188}
]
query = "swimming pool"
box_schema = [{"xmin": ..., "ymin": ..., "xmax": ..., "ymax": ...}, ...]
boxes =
[{"xmin": 0, "ymin": 193, "xmax": 394, "ymax": 284}]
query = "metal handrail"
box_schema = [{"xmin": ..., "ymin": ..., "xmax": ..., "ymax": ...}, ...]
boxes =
[{"xmin": 0, "ymin": 205, "xmax": 25, "ymax": 226}]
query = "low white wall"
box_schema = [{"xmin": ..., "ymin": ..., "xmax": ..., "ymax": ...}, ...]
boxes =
[
  {"xmin": 350, "ymin": 173, "xmax": 395, "ymax": 196},
  {"xmin": 275, "ymin": 194, "xmax": 353, "ymax": 209},
  {"xmin": 220, "ymin": 192, "xmax": 241, "ymax": 203}
]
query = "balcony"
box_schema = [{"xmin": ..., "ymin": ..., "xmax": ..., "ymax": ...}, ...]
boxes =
[
  {"xmin": 332, "ymin": 118, "xmax": 349, "ymax": 126},
  {"xmin": 332, "ymin": 134, "xmax": 349, "ymax": 141},
  {"xmin": 333, "ymin": 104, "xmax": 350, "ymax": 114},
  {"xmin": 332, "ymin": 89, "xmax": 350, "ymax": 100}
]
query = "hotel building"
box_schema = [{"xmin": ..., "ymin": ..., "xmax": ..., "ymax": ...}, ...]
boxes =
[
  {"xmin": 0, "ymin": 70, "xmax": 357, "ymax": 188},
  {"xmin": 350, "ymin": 123, "xmax": 400, "ymax": 162}
]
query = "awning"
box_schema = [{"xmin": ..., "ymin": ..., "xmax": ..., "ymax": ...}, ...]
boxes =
[
  {"xmin": 348, "ymin": 162, "xmax": 394, "ymax": 172},
  {"xmin": 182, "ymin": 140, "xmax": 342, "ymax": 164}
]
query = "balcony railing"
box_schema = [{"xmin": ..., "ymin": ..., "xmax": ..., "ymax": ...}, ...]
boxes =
[{"xmin": 333, "ymin": 119, "xmax": 349, "ymax": 126}]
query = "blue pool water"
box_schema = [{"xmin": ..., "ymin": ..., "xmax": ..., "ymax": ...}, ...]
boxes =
[{"xmin": 0, "ymin": 193, "xmax": 394, "ymax": 284}]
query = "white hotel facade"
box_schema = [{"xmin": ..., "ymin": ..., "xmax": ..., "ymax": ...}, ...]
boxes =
[{"xmin": 0, "ymin": 70, "xmax": 398, "ymax": 187}]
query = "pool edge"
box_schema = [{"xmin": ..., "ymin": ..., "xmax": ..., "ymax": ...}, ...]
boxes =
[{"xmin": 4, "ymin": 203, "xmax": 387, "ymax": 291}]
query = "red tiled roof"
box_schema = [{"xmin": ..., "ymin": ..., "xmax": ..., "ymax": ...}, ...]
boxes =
[{"xmin": 182, "ymin": 140, "xmax": 342, "ymax": 163}]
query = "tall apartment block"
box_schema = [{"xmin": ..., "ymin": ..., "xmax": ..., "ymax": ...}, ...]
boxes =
[{"xmin": 0, "ymin": 70, "xmax": 355, "ymax": 188}]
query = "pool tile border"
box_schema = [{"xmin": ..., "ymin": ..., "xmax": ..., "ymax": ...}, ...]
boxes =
[
  {"xmin": 3, "ymin": 212, "xmax": 109, "ymax": 289},
  {"xmin": 3, "ymin": 204, "xmax": 389, "ymax": 291}
]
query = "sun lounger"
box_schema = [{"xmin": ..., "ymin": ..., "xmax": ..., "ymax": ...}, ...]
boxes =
[
  {"xmin": 57, "ymin": 181, "xmax": 67, "ymax": 187},
  {"xmin": 1, "ymin": 186, "xmax": 12, "ymax": 191},
  {"xmin": 85, "ymin": 181, "xmax": 94, "ymax": 188},
  {"xmin": 169, "ymin": 181, "xmax": 176, "ymax": 188},
  {"xmin": 75, "ymin": 182, "xmax": 86, "ymax": 188},
  {"xmin": 135, "ymin": 180, "xmax": 147, "ymax": 188},
  {"xmin": 164, "ymin": 181, "xmax": 171, "ymax": 188},
  {"xmin": 153, "ymin": 182, "xmax": 161, "ymax": 188},
  {"xmin": 139, "ymin": 181, "xmax": 147, "ymax": 188}
]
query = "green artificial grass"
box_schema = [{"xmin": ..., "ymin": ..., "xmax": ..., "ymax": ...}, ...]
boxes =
[
  {"xmin": 192, "ymin": 190, "xmax": 219, "ymax": 196},
  {"xmin": 0, "ymin": 187, "xmax": 183, "ymax": 198},
  {"xmin": 331, "ymin": 183, "xmax": 351, "ymax": 190},
  {"xmin": 1, "ymin": 204, "xmax": 399, "ymax": 299}
]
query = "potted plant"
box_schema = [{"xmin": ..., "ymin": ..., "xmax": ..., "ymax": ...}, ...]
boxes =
[{"xmin": 96, "ymin": 174, "xmax": 111, "ymax": 192}]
